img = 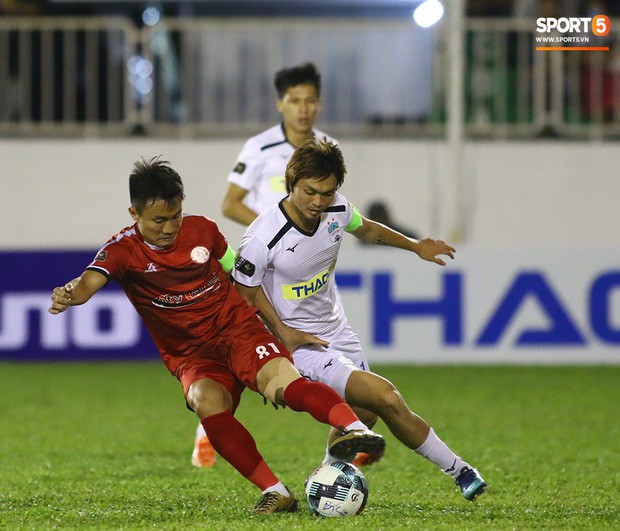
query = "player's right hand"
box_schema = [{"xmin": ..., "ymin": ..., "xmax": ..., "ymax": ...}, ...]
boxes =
[
  {"xmin": 279, "ymin": 326, "xmax": 329, "ymax": 353},
  {"xmin": 48, "ymin": 278, "xmax": 80, "ymax": 314}
]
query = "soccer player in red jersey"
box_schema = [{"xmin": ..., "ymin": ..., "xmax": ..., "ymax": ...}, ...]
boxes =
[{"xmin": 48, "ymin": 156, "xmax": 384, "ymax": 514}]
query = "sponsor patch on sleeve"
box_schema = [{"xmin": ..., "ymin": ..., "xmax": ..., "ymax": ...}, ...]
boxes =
[
  {"xmin": 233, "ymin": 162, "xmax": 246, "ymax": 174},
  {"xmin": 234, "ymin": 255, "xmax": 256, "ymax": 277},
  {"xmin": 95, "ymin": 250, "xmax": 108, "ymax": 262}
]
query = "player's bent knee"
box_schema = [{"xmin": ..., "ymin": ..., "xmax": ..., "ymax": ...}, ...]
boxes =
[
  {"xmin": 259, "ymin": 358, "xmax": 301, "ymax": 404},
  {"xmin": 187, "ymin": 378, "xmax": 233, "ymax": 418},
  {"xmin": 381, "ymin": 388, "xmax": 406, "ymax": 411},
  {"xmin": 349, "ymin": 372, "xmax": 407, "ymax": 416}
]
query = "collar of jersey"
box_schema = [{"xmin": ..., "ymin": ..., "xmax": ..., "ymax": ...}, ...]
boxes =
[
  {"xmin": 278, "ymin": 199, "xmax": 320, "ymax": 237},
  {"xmin": 135, "ymin": 224, "xmax": 175, "ymax": 251},
  {"xmin": 281, "ymin": 122, "xmax": 317, "ymax": 149}
]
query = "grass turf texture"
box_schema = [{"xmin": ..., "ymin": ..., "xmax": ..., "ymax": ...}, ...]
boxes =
[{"xmin": 1, "ymin": 363, "xmax": 618, "ymax": 530}]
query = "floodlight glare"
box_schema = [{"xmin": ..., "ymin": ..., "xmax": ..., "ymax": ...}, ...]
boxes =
[
  {"xmin": 413, "ymin": 0, "xmax": 444, "ymax": 28},
  {"xmin": 142, "ymin": 7, "xmax": 161, "ymax": 27}
]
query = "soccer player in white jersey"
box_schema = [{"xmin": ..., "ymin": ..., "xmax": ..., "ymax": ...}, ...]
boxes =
[
  {"xmin": 231, "ymin": 139, "xmax": 488, "ymax": 501},
  {"xmin": 192, "ymin": 62, "xmax": 338, "ymax": 466}
]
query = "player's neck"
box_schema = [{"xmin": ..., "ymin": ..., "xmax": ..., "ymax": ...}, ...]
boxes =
[
  {"xmin": 284, "ymin": 126, "xmax": 314, "ymax": 148},
  {"xmin": 283, "ymin": 200, "xmax": 318, "ymax": 232}
]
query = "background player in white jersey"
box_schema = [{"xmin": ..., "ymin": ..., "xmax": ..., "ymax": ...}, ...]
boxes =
[
  {"xmin": 192, "ymin": 62, "xmax": 338, "ymax": 466},
  {"xmin": 221, "ymin": 62, "xmax": 335, "ymax": 226},
  {"xmin": 231, "ymin": 139, "xmax": 488, "ymax": 501}
]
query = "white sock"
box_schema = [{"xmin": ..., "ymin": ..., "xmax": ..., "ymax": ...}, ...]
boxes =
[
  {"xmin": 195, "ymin": 422, "xmax": 207, "ymax": 439},
  {"xmin": 262, "ymin": 482, "xmax": 290, "ymax": 496},
  {"xmin": 321, "ymin": 444, "xmax": 340, "ymax": 465},
  {"xmin": 344, "ymin": 420, "xmax": 368, "ymax": 431},
  {"xmin": 414, "ymin": 428, "xmax": 468, "ymax": 478}
]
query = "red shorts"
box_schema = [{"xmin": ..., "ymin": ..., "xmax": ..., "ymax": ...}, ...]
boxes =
[{"xmin": 175, "ymin": 314, "xmax": 292, "ymax": 412}]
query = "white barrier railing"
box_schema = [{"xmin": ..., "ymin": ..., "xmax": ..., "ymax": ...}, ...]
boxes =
[
  {"xmin": 0, "ymin": 16, "xmax": 618, "ymax": 138},
  {"xmin": 0, "ymin": 17, "xmax": 138, "ymax": 135},
  {"xmin": 462, "ymin": 17, "xmax": 620, "ymax": 138}
]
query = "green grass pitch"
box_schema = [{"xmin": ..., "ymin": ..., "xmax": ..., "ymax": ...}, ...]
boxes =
[{"xmin": 1, "ymin": 363, "xmax": 618, "ymax": 529}]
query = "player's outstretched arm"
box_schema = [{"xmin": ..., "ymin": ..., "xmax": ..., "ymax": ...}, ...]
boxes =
[
  {"xmin": 352, "ymin": 217, "xmax": 455, "ymax": 266},
  {"xmin": 48, "ymin": 270, "xmax": 108, "ymax": 314}
]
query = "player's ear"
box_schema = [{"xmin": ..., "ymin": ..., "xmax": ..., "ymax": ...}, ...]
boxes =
[
  {"xmin": 276, "ymin": 98, "xmax": 284, "ymax": 114},
  {"xmin": 128, "ymin": 206, "xmax": 139, "ymax": 222}
]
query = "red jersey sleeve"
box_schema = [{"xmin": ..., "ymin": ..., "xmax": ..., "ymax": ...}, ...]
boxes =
[{"xmin": 86, "ymin": 225, "xmax": 137, "ymax": 281}]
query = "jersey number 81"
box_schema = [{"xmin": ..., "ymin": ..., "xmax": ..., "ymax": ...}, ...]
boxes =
[{"xmin": 256, "ymin": 342, "xmax": 281, "ymax": 359}]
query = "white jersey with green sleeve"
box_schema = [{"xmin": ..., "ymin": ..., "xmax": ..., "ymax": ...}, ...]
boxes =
[
  {"xmin": 226, "ymin": 123, "xmax": 336, "ymax": 215},
  {"xmin": 232, "ymin": 192, "xmax": 362, "ymax": 337}
]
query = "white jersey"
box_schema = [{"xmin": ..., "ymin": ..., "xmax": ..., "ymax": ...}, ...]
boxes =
[
  {"xmin": 232, "ymin": 192, "xmax": 354, "ymax": 337},
  {"xmin": 227, "ymin": 123, "xmax": 336, "ymax": 214}
]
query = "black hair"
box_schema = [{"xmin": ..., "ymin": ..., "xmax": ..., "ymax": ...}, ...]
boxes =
[
  {"xmin": 274, "ymin": 62, "xmax": 321, "ymax": 99},
  {"xmin": 129, "ymin": 156, "xmax": 185, "ymax": 212},
  {"xmin": 285, "ymin": 138, "xmax": 346, "ymax": 193}
]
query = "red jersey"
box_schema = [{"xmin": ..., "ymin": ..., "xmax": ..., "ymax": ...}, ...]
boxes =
[{"xmin": 87, "ymin": 214, "xmax": 257, "ymax": 373}]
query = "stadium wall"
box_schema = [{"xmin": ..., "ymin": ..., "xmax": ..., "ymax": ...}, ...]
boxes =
[
  {"xmin": 1, "ymin": 138, "xmax": 617, "ymax": 248},
  {"xmin": 2, "ymin": 139, "xmax": 618, "ymax": 364}
]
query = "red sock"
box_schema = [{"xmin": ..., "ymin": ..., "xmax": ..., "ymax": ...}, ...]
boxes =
[
  {"xmin": 283, "ymin": 377, "xmax": 359, "ymax": 428},
  {"xmin": 201, "ymin": 410, "xmax": 278, "ymax": 490}
]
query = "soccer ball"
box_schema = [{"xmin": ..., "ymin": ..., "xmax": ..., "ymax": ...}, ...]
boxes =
[{"xmin": 305, "ymin": 460, "xmax": 369, "ymax": 517}]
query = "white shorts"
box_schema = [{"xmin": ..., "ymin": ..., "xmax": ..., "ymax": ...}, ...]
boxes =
[{"xmin": 292, "ymin": 324, "xmax": 370, "ymax": 399}]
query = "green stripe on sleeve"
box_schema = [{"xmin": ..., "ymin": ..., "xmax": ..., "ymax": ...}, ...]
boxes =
[
  {"xmin": 345, "ymin": 204, "xmax": 363, "ymax": 232},
  {"xmin": 218, "ymin": 244, "xmax": 237, "ymax": 273}
]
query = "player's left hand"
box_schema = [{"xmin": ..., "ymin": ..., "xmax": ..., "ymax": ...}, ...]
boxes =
[
  {"xmin": 48, "ymin": 278, "xmax": 81, "ymax": 314},
  {"xmin": 417, "ymin": 238, "xmax": 456, "ymax": 266}
]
